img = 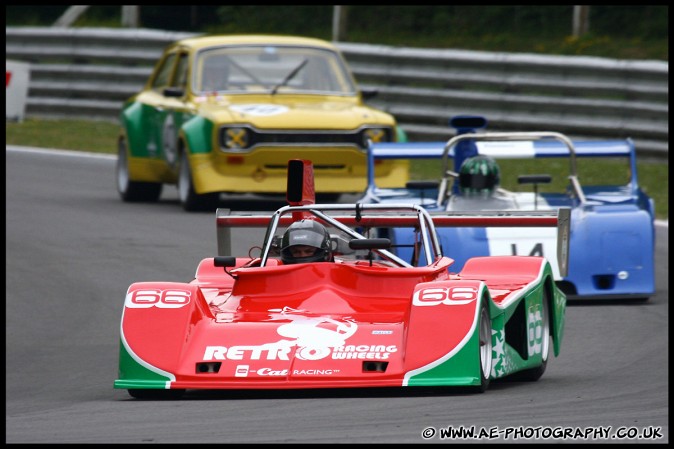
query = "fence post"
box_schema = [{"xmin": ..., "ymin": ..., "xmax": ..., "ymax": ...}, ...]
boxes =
[
  {"xmin": 122, "ymin": 6, "xmax": 140, "ymax": 28},
  {"xmin": 572, "ymin": 5, "xmax": 590, "ymax": 37},
  {"xmin": 52, "ymin": 5, "xmax": 91, "ymax": 28}
]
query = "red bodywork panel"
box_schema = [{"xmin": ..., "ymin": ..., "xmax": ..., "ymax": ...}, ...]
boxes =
[
  {"xmin": 118, "ymin": 159, "xmax": 564, "ymax": 391},
  {"xmin": 121, "ymin": 256, "xmax": 491, "ymax": 388}
]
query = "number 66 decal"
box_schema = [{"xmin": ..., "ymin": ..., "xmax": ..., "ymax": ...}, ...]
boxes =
[
  {"xmin": 125, "ymin": 289, "xmax": 191, "ymax": 308},
  {"xmin": 413, "ymin": 286, "xmax": 478, "ymax": 306}
]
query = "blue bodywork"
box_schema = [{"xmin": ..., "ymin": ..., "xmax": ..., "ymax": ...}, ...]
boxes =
[{"xmin": 361, "ymin": 116, "xmax": 655, "ymax": 300}]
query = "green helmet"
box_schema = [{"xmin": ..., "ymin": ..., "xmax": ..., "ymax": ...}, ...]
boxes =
[{"xmin": 459, "ymin": 155, "xmax": 500, "ymax": 196}]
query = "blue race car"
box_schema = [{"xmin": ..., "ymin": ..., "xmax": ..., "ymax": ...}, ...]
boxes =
[{"xmin": 360, "ymin": 116, "xmax": 655, "ymax": 301}]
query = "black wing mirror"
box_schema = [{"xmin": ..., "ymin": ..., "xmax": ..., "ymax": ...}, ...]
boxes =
[
  {"xmin": 163, "ymin": 87, "xmax": 185, "ymax": 98},
  {"xmin": 518, "ymin": 175, "xmax": 552, "ymax": 210},
  {"xmin": 349, "ymin": 238, "xmax": 391, "ymax": 266},
  {"xmin": 360, "ymin": 88, "xmax": 378, "ymax": 101}
]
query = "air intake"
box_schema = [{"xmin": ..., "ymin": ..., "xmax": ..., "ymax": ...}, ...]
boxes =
[{"xmin": 362, "ymin": 361, "xmax": 389, "ymax": 373}]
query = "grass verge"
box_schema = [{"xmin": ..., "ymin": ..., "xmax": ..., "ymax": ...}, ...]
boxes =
[{"xmin": 6, "ymin": 117, "xmax": 668, "ymax": 220}]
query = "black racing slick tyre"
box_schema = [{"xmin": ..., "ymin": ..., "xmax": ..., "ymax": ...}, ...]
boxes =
[
  {"xmin": 476, "ymin": 299, "xmax": 492, "ymax": 393},
  {"xmin": 177, "ymin": 151, "xmax": 219, "ymax": 212},
  {"xmin": 116, "ymin": 139, "xmax": 162, "ymax": 202}
]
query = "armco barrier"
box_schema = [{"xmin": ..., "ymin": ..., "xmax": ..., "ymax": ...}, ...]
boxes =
[{"xmin": 5, "ymin": 26, "xmax": 668, "ymax": 159}]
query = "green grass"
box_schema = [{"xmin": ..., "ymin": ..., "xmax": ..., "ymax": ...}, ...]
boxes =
[
  {"xmin": 6, "ymin": 117, "xmax": 668, "ymax": 220},
  {"xmin": 6, "ymin": 118, "xmax": 120, "ymax": 154}
]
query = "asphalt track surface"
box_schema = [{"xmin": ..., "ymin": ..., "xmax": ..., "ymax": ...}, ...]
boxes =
[{"xmin": 6, "ymin": 147, "xmax": 669, "ymax": 444}]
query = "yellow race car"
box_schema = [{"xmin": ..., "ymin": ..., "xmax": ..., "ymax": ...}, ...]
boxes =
[{"xmin": 116, "ymin": 35, "xmax": 408, "ymax": 210}]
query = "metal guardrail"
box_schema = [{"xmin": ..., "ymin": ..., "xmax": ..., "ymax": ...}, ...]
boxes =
[{"xmin": 5, "ymin": 26, "xmax": 668, "ymax": 159}]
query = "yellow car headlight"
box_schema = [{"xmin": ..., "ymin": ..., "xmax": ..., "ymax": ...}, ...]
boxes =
[
  {"xmin": 362, "ymin": 127, "xmax": 392, "ymax": 147},
  {"xmin": 222, "ymin": 127, "xmax": 250, "ymax": 150}
]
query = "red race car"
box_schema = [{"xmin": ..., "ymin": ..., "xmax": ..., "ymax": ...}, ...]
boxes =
[{"xmin": 115, "ymin": 160, "xmax": 568, "ymax": 399}]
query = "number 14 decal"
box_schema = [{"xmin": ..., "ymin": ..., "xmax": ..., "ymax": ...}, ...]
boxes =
[{"xmin": 413, "ymin": 286, "xmax": 478, "ymax": 306}]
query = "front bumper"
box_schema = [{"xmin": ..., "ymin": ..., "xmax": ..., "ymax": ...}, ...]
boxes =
[{"xmin": 190, "ymin": 147, "xmax": 409, "ymax": 194}]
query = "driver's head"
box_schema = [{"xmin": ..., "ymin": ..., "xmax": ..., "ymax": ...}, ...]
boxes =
[
  {"xmin": 459, "ymin": 155, "xmax": 500, "ymax": 197},
  {"xmin": 280, "ymin": 219, "xmax": 332, "ymax": 264}
]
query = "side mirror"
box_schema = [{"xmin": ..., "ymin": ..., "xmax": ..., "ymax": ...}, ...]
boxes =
[
  {"xmin": 518, "ymin": 175, "xmax": 552, "ymax": 185},
  {"xmin": 349, "ymin": 238, "xmax": 391, "ymax": 267},
  {"xmin": 349, "ymin": 238, "xmax": 391, "ymax": 250},
  {"xmin": 214, "ymin": 256, "xmax": 238, "ymax": 279},
  {"xmin": 163, "ymin": 87, "xmax": 184, "ymax": 98},
  {"xmin": 518, "ymin": 175, "xmax": 552, "ymax": 210},
  {"xmin": 405, "ymin": 180, "xmax": 439, "ymax": 190},
  {"xmin": 214, "ymin": 256, "xmax": 237, "ymax": 267},
  {"xmin": 361, "ymin": 88, "xmax": 378, "ymax": 101}
]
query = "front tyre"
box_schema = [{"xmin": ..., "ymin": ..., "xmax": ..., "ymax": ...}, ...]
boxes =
[
  {"xmin": 116, "ymin": 138, "xmax": 162, "ymax": 202},
  {"xmin": 476, "ymin": 298, "xmax": 492, "ymax": 392},
  {"xmin": 177, "ymin": 151, "xmax": 219, "ymax": 212}
]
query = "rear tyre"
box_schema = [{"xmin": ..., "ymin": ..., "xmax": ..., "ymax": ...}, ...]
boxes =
[
  {"xmin": 476, "ymin": 298, "xmax": 492, "ymax": 392},
  {"xmin": 178, "ymin": 151, "xmax": 219, "ymax": 212},
  {"xmin": 128, "ymin": 389, "xmax": 185, "ymax": 400},
  {"xmin": 116, "ymin": 139, "xmax": 162, "ymax": 202}
]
